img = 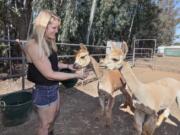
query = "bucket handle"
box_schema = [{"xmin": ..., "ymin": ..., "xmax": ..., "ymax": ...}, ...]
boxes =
[{"xmin": 0, "ymin": 100, "xmax": 6, "ymax": 111}]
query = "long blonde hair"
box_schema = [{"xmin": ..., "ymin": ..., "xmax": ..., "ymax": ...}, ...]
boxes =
[{"xmin": 30, "ymin": 10, "xmax": 60, "ymax": 57}]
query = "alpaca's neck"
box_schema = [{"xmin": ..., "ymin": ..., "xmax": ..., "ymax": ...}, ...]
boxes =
[
  {"xmin": 90, "ymin": 56, "xmax": 103, "ymax": 78},
  {"xmin": 122, "ymin": 64, "xmax": 144, "ymax": 97}
]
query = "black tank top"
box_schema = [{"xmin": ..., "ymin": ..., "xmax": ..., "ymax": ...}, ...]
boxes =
[{"xmin": 27, "ymin": 51, "xmax": 59, "ymax": 85}]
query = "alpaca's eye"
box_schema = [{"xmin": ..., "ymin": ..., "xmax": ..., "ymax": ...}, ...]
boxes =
[
  {"xmin": 81, "ymin": 55, "xmax": 87, "ymax": 59},
  {"xmin": 112, "ymin": 58, "xmax": 119, "ymax": 62}
]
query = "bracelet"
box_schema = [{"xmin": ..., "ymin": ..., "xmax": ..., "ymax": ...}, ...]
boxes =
[{"xmin": 67, "ymin": 64, "xmax": 69, "ymax": 69}]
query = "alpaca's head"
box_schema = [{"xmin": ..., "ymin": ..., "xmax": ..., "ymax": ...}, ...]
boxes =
[
  {"xmin": 100, "ymin": 45, "xmax": 126, "ymax": 70},
  {"xmin": 74, "ymin": 43, "xmax": 91, "ymax": 69}
]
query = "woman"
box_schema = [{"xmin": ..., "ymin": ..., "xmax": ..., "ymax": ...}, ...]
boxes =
[{"xmin": 25, "ymin": 10, "xmax": 88, "ymax": 135}]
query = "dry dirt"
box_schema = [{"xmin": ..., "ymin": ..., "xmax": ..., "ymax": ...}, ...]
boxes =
[{"xmin": 0, "ymin": 56, "xmax": 180, "ymax": 135}]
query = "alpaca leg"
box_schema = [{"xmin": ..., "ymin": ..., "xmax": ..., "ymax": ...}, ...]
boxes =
[
  {"xmin": 176, "ymin": 92, "xmax": 180, "ymax": 108},
  {"xmin": 119, "ymin": 87, "xmax": 134, "ymax": 114},
  {"xmin": 119, "ymin": 95, "xmax": 134, "ymax": 115},
  {"xmin": 125, "ymin": 93, "xmax": 134, "ymax": 112},
  {"xmin": 95, "ymin": 90, "xmax": 105, "ymax": 120},
  {"xmin": 134, "ymin": 109, "xmax": 146, "ymax": 135},
  {"xmin": 119, "ymin": 86, "xmax": 128, "ymax": 107},
  {"xmin": 156, "ymin": 108, "xmax": 170, "ymax": 126},
  {"xmin": 119, "ymin": 90, "xmax": 128, "ymax": 108},
  {"xmin": 142, "ymin": 114, "xmax": 157, "ymax": 135},
  {"xmin": 95, "ymin": 95, "xmax": 105, "ymax": 120},
  {"xmin": 105, "ymin": 96, "xmax": 115, "ymax": 128}
]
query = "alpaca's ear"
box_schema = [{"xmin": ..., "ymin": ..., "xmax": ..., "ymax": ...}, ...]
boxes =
[
  {"xmin": 80, "ymin": 43, "xmax": 87, "ymax": 50},
  {"xmin": 111, "ymin": 42, "xmax": 116, "ymax": 50},
  {"xmin": 73, "ymin": 49, "xmax": 78, "ymax": 55},
  {"xmin": 121, "ymin": 41, "xmax": 128, "ymax": 59}
]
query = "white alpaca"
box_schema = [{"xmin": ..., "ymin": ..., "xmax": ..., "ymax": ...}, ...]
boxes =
[{"xmin": 121, "ymin": 62, "xmax": 180, "ymax": 134}]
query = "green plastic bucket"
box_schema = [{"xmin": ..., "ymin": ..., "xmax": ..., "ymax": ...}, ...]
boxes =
[{"xmin": 0, "ymin": 91, "xmax": 32, "ymax": 127}]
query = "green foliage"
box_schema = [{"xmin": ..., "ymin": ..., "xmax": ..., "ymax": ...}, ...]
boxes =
[
  {"xmin": 0, "ymin": 0, "xmax": 178, "ymax": 47},
  {"xmin": 92, "ymin": 0, "xmax": 136, "ymax": 44},
  {"xmin": 32, "ymin": 0, "xmax": 59, "ymax": 17},
  {"xmin": 156, "ymin": 0, "xmax": 177, "ymax": 45},
  {"xmin": 58, "ymin": 0, "xmax": 91, "ymax": 43},
  {"xmin": 133, "ymin": 1, "xmax": 161, "ymax": 38},
  {"xmin": 174, "ymin": 42, "xmax": 180, "ymax": 46}
]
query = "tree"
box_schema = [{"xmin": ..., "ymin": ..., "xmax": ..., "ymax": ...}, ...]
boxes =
[
  {"xmin": 157, "ymin": 0, "xmax": 178, "ymax": 45},
  {"xmin": 1, "ymin": 0, "xmax": 178, "ymax": 47}
]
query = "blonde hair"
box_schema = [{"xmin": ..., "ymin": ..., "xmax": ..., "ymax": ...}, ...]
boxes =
[{"xmin": 30, "ymin": 10, "xmax": 60, "ymax": 57}]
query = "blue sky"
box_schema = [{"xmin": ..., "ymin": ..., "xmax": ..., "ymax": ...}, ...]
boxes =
[
  {"xmin": 175, "ymin": 0, "xmax": 180, "ymax": 43},
  {"xmin": 175, "ymin": 24, "xmax": 180, "ymax": 43}
]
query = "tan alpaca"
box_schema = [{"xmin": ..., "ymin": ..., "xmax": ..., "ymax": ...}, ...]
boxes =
[
  {"xmin": 74, "ymin": 44, "xmax": 133, "ymax": 127},
  {"xmin": 121, "ymin": 62, "xmax": 180, "ymax": 135},
  {"xmin": 101, "ymin": 45, "xmax": 180, "ymax": 134},
  {"xmin": 100, "ymin": 41, "xmax": 128, "ymax": 70}
]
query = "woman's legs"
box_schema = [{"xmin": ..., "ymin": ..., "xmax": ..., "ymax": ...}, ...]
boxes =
[
  {"xmin": 49, "ymin": 92, "xmax": 61, "ymax": 133},
  {"xmin": 36, "ymin": 92, "xmax": 60, "ymax": 135},
  {"xmin": 33, "ymin": 84, "xmax": 61, "ymax": 135},
  {"xmin": 36, "ymin": 103, "xmax": 57, "ymax": 135},
  {"xmin": 55, "ymin": 92, "xmax": 61, "ymax": 119}
]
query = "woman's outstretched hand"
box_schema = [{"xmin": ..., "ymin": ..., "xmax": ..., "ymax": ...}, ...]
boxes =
[
  {"xmin": 75, "ymin": 69, "xmax": 89, "ymax": 80},
  {"xmin": 68, "ymin": 64, "xmax": 76, "ymax": 71}
]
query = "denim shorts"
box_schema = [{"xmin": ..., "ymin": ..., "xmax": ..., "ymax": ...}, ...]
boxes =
[{"xmin": 32, "ymin": 84, "xmax": 59, "ymax": 106}]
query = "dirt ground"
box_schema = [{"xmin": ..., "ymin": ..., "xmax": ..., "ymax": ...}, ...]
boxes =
[{"xmin": 0, "ymin": 56, "xmax": 180, "ymax": 135}]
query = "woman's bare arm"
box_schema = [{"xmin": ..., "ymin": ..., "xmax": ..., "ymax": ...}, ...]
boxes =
[
  {"xmin": 26, "ymin": 41, "xmax": 86, "ymax": 81},
  {"xmin": 58, "ymin": 63, "xmax": 69, "ymax": 69}
]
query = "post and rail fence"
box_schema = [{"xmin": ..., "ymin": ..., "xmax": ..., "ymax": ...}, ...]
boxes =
[{"xmin": 2, "ymin": 38, "xmax": 178, "ymax": 92}]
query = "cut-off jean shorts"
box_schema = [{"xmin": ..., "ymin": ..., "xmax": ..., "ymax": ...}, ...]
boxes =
[{"xmin": 32, "ymin": 84, "xmax": 59, "ymax": 107}]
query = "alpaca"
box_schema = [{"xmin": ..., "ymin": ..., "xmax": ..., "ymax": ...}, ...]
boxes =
[
  {"xmin": 73, "ymin": 44, "xmax": 133, "ymax": 127},
  {"xmin": 121, "ymin": 62, "xmax": 180, "ymax": 135},
  {"xmin": 101, "ymin": 45, "xmax": 180, "ymax": 135}
]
